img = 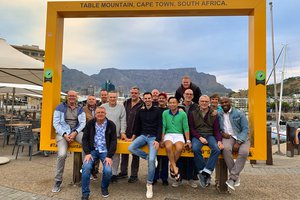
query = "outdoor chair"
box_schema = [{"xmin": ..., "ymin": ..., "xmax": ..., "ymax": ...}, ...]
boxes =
[
  {"xmin": 12, "ymin": 126, "xmax": 25, "ymax": 155},
  {"xmin": 30, "ymin": 120, "xmax": 41, "ymax": 129},
  {"xmin": 15, "ymin": 127, "xmax": 39, "ymax": 161},
  {"xmin": 1, "ymin": 119, "xmax": 15, "ymax": 147}
]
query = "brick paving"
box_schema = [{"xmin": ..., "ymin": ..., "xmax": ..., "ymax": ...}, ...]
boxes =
[
  {"xmin": 0, "ymin": 186, "xmax": 63, "ymax": 200},
  {"xmin": 1, "ymin": 141, "xmax": 300, "ymax": 200}
]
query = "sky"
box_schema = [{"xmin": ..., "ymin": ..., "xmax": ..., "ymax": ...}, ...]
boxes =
[{"xmin": 0, "ymin": 0, "xmax": 300, "ymax": 91}]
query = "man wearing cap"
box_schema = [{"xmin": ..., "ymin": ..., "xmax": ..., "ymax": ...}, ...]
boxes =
[{"xmin": 153, "ymin": 92, "xmax": 169, "ymax": 186}]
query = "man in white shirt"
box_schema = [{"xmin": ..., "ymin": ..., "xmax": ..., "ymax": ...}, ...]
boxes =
[{"xmin": 218, "ymin": 97, "xmax": 250, "ymax": 191}]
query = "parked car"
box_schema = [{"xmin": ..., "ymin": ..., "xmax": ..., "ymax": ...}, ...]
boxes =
[{"xmin": 271, "ymin": 126, "xmax": 287, "ymax": 144}]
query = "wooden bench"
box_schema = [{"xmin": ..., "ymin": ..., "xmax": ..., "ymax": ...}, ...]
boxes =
[
  {"xmin": 286, "ymin": 121, "xmax": 300, "ymax": 157},
  {"xmin": 116, "ymin": 140, "xmax": 230, "ymax": 192},
  {"xmin": 73, "ymin": 139, "xmax": 250, "ymax": 192}
]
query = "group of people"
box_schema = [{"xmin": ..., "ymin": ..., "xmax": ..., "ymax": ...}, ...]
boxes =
[{"xmin": 51, "ymin": 75, "xmax": 250, "ymax": 200}]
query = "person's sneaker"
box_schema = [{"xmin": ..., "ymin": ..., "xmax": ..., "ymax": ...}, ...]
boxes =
[
  {"xmin": 146, "ymin": 183, "xmax": 153, "ymax": 198},
  {"xmin": 51, "ymin": 181, "xmax": 62, "ymax": 193},
  {"xmin": 81, "ymin": 195, "xmax": 89, "ymax": 200},
  {"xmin": 162, "ymin": 180, "xmax": 169, "ymax": 186},
  {"xmin": 110, "ymin": 175, "xmax": 118, "ymax": 183},
  {"xmin": 188, "ymin": 180, "xmax": 198, "ymax": 188},
  {"xmin": 128, "ymin": 176, "xmax": 138, "ymax": 183},
  {"xmin": 197, "ymin": 172, "xmax": 208, "ymax": 188},
  {"xmin": 234, "ymin": 178, "xmax": 240, "ymax": 187},
  {"xmin": 226, "ymin": 179, "xmax": 235, "ymax": 191},
  {"xmin": 117, "ymin": 172, "xmax": 128, "ymax": 179},
  {"xmin": 101, "ymin": 188, "xmax": 109, "ymax": 198},
  {"xmin": 206, "ymin": 175, "xmax": 211, "ymax": 187},
  {"xmin": 171, "ymin": 179, "xmax": 182, "ymax": 187},
  {"xmin": 90, "ymin": 174, "xmax": 97, "ymax": 181}
]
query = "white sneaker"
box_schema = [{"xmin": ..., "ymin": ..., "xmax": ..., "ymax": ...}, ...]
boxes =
[
  {"xmin": 155, "ymin": 157, "xmax": 158, "ymax": 168},
  {"xmin": 234, "ymin": 178, "xmax": 240, "ymax": 187},
  {"xmin": 146, "ymin": 183, "xmax": 153, "ymax": 199},
  {"xmin": 188, "ymin": 180, "xmax": 198, "ymax": 188}
]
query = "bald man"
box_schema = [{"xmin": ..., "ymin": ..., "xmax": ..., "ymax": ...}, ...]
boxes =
[
  {"xmin": 52, "ymin": 90, "xmax": 86, "ymax": 193},
  {"xmin": 218, "ymin": 97, "xmax": 249, "ymax": 191}
]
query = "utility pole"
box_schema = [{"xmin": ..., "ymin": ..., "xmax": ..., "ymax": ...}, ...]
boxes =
[{"xmin": 270, "ymin": 1, "xmax": 283, "ymax": 155}]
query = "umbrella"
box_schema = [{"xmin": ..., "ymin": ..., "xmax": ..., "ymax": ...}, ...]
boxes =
[{"xmin": 0, "ymin": 38, "xmax": 44, "ymax": 86}]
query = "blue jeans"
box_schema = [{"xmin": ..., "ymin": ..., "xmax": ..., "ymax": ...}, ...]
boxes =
[
  {"xmin": 128, "ymin": 135, "xmax": 157, "ymax": 183},
  {"xmin": 192, "ymin": 136, "xmax": 220, "ymax": 174},
  {"xmin": 82, "ymin": 150, "xmax": 112, "ymax": 197}
]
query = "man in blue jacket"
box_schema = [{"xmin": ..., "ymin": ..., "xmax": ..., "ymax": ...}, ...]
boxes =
[
  {"xmin": 52, "ymin": 90, "xmax": 86, "ymax": 193},
  {"xmin": 218, "ymin": 97, "xmax": 250, "ymax": 191}
]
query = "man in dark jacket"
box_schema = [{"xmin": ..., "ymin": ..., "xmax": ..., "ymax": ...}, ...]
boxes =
[
  {"xmin": 175, "ymin": 75, "xmax": 202, "ymax": 104},
  {"xmin": 128, "ymin": 92, "xmax": 162, "ymax": 199},
  {"xmin": 81, "ymin": 107, "xmax": 117, "ymax": 200},
  {"xmin": 118, "ymin": 86, "xmax": 143, "ymax": 183}
]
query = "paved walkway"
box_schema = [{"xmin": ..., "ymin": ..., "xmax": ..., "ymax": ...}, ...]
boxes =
[
  {"xmin": 0, "ymin": 186, "xmax": 62, "ymax": 200},
  {"xmin": 1, "ymin": 142, "xmax": 300, "ymax": 200}
]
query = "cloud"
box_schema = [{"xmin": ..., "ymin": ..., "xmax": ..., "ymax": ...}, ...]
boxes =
[{"xmin": 1, "ymin": 0, "xmax": 299, "ymax": 91}]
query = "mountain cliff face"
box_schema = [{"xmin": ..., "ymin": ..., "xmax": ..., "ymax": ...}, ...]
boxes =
[
  {"xmin": 62, "ymin": 65, "xmax": 98, "ymax": 92},
  {"xmin": 62, "ymin": 66, "xmax": 232, "ymax": 95}
]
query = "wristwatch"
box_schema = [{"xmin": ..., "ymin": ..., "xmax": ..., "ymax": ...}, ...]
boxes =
[
  {"xmin": 186, "ymin": 140, "xmax": 191, "ymax": 143},
  {"xmin": 237, "ymin": 140, "xmax": 243, "ymax": 145}
]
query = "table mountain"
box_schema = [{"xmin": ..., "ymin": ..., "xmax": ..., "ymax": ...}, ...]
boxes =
[{"xmin": 62, "ymin": 66, "xmax": 232, "ymax": 95}]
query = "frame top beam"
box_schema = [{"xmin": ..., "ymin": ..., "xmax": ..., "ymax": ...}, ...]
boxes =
[{"xmin": 49, "ymin": 0, "xmax": 262, "ymax": 18}]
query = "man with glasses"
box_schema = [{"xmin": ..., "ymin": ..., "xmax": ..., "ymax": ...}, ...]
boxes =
[
  {"xmin": 189, "ymin": 95, "xmax": 224, "ymax": 188},
  {"xmin": 176, "ymin": 89, "xmax": 198, "ymax": 188}
]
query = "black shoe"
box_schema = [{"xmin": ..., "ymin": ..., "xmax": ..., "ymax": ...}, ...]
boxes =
[
  {"xmin": 117, "ymin": 172, "xmax": 128, "ymax": 179},
  {"xmin": 111, "ymin": 175, "xmax": 118, "ymax": 183},
  {"xmin": 128, "ymin": 176, "xmax": 138, "ymax": 183},
  {"xmin": 162, "ymin": 180, "xmax": 169, "ymax": 186},
  {"xmin": 152, "ymin": 179, "xmax": 157, "ymax": 185},
  {"xmin": 198, "ymin": 171, "xmax": 209, "ymax": 188},
  {"xmin": 81, "ymin": 196, "xmax": 89, "ymax": 200},
  {"xmin": 101, "ymin": 188, "xmax": 109, "ymax": 198}
]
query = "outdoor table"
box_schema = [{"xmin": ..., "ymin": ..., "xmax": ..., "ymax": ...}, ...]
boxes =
[
  {"xmin": 5, "ymin": 123, "xmax": 32, "ymax": 127},
  {"xmin": 32, "ymin": 128, "xmax": 40, "ymax": 133}
]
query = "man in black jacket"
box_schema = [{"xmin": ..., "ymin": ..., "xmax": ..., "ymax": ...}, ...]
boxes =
[
  {"xmin": 175, "ymin": 75, "xmax": 202, "ymax": 104},
  {"xmin": 118, "ymin": 86, "xmax": 143, "ymax": 183},
  {"xmin": 81, "ymin": 107, "xmax": 117, "ymax": 200},
  {"xmin": 128, "ymin": 92, "xmax": 162, "ymax": 199}
]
